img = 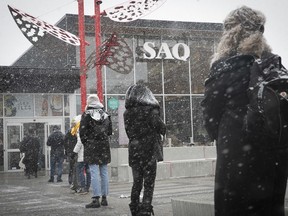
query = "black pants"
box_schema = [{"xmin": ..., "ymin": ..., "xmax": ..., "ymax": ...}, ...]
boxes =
[{"xmin": 130, "ymin": 161, "xmax": 157, "ymax": 205}]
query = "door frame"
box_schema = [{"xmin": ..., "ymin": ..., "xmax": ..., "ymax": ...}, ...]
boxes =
[{"xmin": 3, "ymin": 118, "xmax": 63, "ymax": 172}]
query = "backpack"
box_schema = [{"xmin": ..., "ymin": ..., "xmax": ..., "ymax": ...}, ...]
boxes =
[
  {"xmin": 250, "ymin": 55, "xmax": 288, "ymax": 113},
  {"xmin": 247, "ymin": 54, "xmax": 288, "ymax": 139}
]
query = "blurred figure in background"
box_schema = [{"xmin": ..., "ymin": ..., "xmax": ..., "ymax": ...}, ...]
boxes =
[
  {"xmin": 124, "ymin": 83, "xmax": 166, "ymax": 216},
  {"xmin": 47, "ymin": 125, "xmax": 65, "ymax": 183},
  {"xmin": 19, "ymin": 127, "xmax": 40, "ymax": 179},
  {"xmin": 64, "ymin": 116, "xmax": 79, "ymax": 189}
]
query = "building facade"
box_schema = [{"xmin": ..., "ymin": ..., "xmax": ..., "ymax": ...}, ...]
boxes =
[{"xmin": 0, "ymin": 15, "xmax": 222, "ymax": 172}]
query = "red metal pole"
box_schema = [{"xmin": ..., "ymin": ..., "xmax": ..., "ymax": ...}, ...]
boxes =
[
  {"xmin": 78, "ymin": 0, "xmax": 87, "ymax": 112},
  {"xmin": 94, "ymin": 0, "xmax": 103, "ymax": 103}
]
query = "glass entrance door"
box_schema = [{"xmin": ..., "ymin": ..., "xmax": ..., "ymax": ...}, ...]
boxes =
[
  {"xmin": 6, "ymin": 124, "xmax": 22, "ymax": 171},
  {"xmin": 4, "ymin": 119, "xmax": 63, "ymax": 172}
]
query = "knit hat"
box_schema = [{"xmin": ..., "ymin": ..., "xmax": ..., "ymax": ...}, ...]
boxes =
[
  {"xmin": 224, "ymin": 6, "xmax": 265, "ymax": 33},
  {"xmin": 86, "ymin": 94, "xmax": 103, "ymax": 109}
]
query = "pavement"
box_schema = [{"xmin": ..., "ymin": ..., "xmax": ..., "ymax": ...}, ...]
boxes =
[{"xmin": 0, "ymin": 171, "xmax": 215, "ymax": 216}]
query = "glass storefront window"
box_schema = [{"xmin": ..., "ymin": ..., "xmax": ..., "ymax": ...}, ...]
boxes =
[
  {"xmin": 0, "ymin": 119, "xmax": 3, "ymax": 171},
  {"xmin": 4, "ymin": 94, "xmax": 34, "ymax": 117},
  {"xmin": 190, "ymin": 39, "xmax": 214, "ymax": 94},
  {"xmin": 165, "ymin": 96, "xmax": 191, "ymax": 146},
  {"xmin": 162, "ymin": 38, "xmax": 190, "ymax": 94},
  {"xmin": 0, "ymin": 95, "xmax": 3, "ymax": 117},
  {"xmin": 106, "ymin": 36, "xmax": 134, "ymax": 94},
  {"xmin": 64, "ymin": 95, "xmax": 70, "ymax": 116},
  {"xmin": 135, "ymin": 36, "xmax": 163, "ymax": 94},
  {"xmin": 35, "ymin": 94, "xmax": 49, "ymax": 116},
  {"xmin": 192, "ymin": 96, "xmax": 210, "ymax": 145}
]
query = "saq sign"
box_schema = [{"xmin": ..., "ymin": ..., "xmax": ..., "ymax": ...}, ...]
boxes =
[{"xmin": 143, "ymin": 42, "xmax": 190, "ymax": 61}]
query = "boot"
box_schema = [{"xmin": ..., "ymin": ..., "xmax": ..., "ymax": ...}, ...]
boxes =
[
  {"xmin": 85, "ymin": 197, "xmax": 100, "ymax": 208},
  {"xmin": 138, "ymin": 203, "xmax": 154, "ymax": 216},
  {"xmin": 101, "ymin": 196, "xmax": 108, "ymax": 206},
  {"xmin": 129, "ymin": 203, "xmax": 140, "ymax": 216},
  {"xmin": 48, "ymin": 177, "xmax": 54, "ymax": 183},
  {"xmin": 35, "ymin": 172, "xmax": 38, "ymax": 178}
]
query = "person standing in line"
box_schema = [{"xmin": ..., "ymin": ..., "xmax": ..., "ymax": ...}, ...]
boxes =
[
  {"xmin": 47, "ymin": 125, "xmax": 65, "ymax": 183},
  {"xmin": 64, "ymin": 116, "xmax": 79, "ymax": 189},
  {"xmin": 201, "ymin": 6, "xmax": 288, "ymax": 216},
  {"xmin": 73, "ymin": 128, "xmax": 91, "ymax": 195},
  {"xmin": 19, "ymin": 127, "xmax": 40, "ymax": 179},
  {"xmin": 79, "ymin": 94, "xmax": 112, "ymax": 208},
  {"xmin": 124, "ymin": 83, "xmax": 166, "ymax": 216}
]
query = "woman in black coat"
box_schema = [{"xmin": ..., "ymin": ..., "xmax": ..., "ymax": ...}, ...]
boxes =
[
  {"xmin": 201, "ymin": 6, "xmax": 288, "ymax": 216},
  {"xmin": 79, "ymin": 94, "xmax": 112, "ymax": 208},
  {"xmin": 124, "ymin": 83, "xmax": 166, "ymax": 216}
]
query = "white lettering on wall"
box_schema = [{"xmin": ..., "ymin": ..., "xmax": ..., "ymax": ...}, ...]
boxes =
[{"xmin": 143, "ymin": 42, "xmax": 190, "ymax": 61}]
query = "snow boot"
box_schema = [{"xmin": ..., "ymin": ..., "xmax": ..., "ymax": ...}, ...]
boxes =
[
  {"xmin": 85, "ymin": 196, "xmax": 100, "ymax": 208},
  {"xmin": 137, "ymin": 203, "xmax": 154, "ymax": 216},
  {"xmin": 129, "ymin": 202, "xmax": 140, "ymax": 216},
  {"xmin": 101, "ymin": 196, "xmax": 108, "ymax": 206}
]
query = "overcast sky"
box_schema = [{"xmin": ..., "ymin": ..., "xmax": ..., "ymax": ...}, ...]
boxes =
[{"xmin": 0, "ymin": 0, "xmax": 287, "ymax": 66}]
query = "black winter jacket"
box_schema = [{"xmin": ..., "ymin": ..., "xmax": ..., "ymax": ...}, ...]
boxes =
[
  {"xmin": 79, "ymin": 106, "xmax": 112, "ymax": 165},
  {"xmin": 20, "ymin": 135, "xmax": 40, "ymax": 162},
  {"xmin": 47, "ymin": 130, "xmax": 65, "ymax": 157},
  {"xmin": 124, "ymin": 106, "xmax": 166, "ymax": 167},
  {"xmin": 201, "ymin": 53, "xmax": 288, "ymax": 216},
  {"xmin": 63, "ymin": 129, "xmax": 77, "ymax": 156}
]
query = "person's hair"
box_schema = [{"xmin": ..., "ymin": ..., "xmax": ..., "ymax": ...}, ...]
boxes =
[
  {"xmin": 125, "ymin": 84, "xmax": 159, "ymax": 109},
  {"xmin": 211, "ymin": 5, "xmax": 271, "ymax": 65}
]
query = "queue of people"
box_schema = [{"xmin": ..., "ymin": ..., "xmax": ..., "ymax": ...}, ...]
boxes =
[{"xmin": 16, "ymin": 5, "xmax": 288, "ymax": 216}]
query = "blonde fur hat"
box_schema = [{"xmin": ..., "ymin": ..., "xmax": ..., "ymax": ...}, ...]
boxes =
[{"xmin": 211, "ymin": 5, "xmax": 271, "ymax": 64}]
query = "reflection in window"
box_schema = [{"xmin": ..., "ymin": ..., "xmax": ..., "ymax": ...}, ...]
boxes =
[
  {"xmin": 106, "ymin": 37, "xmax": 134, "ymax": 94},
  {"xmin": 64, "ymin": 95, "xmax": 70, "ymax": 116},
  {"xmin": 0, "ymin": 95, "xmax": 3, "ymax": 117},
  {"xmin": 135, "ymin": 36, "xmax": 163, "ymax": 94},
  {"xmin": 192, "ymin": 96, "xmax": 210, "ymax": 145},
  {"xmin": 190, "ymin": 39, "xmax": 214, "ymax": 94},
  {"xmin": 165, "ymin": 96, "xmax": 191, "ymax": 146}
]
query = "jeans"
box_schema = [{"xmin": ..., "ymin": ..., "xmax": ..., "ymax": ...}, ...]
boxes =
[
  {"xmin": 89, "ymin": 164, "xmax": 109, "ymax": 197},
  {"xmin": 68, "ymin": 156, "xmax": 77, "ymax": 186},
  {"xmin": 77, "ymin": 162, "xmax": 91, "ymax": 191},
  {"xmin": 50, "ymin": 154, "xmax": 64, "ymax": 180}
]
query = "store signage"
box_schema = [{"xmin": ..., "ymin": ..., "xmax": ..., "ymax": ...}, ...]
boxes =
[{"xmin": 143, "ymin": 42, "xmax": 190, "ymax": 61}]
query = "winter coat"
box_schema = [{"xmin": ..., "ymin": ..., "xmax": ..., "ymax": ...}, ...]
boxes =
[
  {"xmin": 73, "ymin": 133, "xmax": 84, "ymax": 162},
  {"xmin": 79, "ymin": 105, "xmax": 112, "ymax": 165},
  {"xmin": 201, "ymin": 53, "xmax": 288, "ymax": 215},
  {"xmin": 63, "ymin": 129, "xmax": 77, "ymax": 156},
  {"xmin": 47, "ymin": 130, "xmax": 65, "ymax": 157},
  {"xmin": 19, "ymin": 135, "xmax": 40, "ymax": 164},
  {"xmin": 124, "ymin": 105, "xmax": 166, "ymax": 167}
]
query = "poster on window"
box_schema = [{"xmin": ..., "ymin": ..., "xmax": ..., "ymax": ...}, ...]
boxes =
[
  {"xmin": 35, "ymin": 94, "xmax": 63, "ymax": 116},
  {"xmin": 4, "ymin": 94, "xmax": 34, "ymax": 117}
]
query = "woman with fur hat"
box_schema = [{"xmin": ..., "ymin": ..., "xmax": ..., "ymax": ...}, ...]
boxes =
[
  {"xmin": 124, "ymin": 83, "xmax": 166, "ymax": 216},
  {"xmin": 202, "ymin": 6, "xmax": 288, "ymax": 216},
  {"xmin": 79, "ymin": 94, "xmax": 112, "ymax": 208}
]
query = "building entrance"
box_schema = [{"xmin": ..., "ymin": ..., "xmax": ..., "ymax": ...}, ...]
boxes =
[{"xmin": 2, "ymin": 119, "xmax": 62, "ymax": 172}]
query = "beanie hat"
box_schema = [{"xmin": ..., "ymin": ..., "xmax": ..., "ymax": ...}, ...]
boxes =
[
  {"xmin": 224, "ymin": 6, "xmax": 265, "ymax": 33},
  {"xmin": 86, "ymin": 94, "xmax": 103, "ymax": 109}
]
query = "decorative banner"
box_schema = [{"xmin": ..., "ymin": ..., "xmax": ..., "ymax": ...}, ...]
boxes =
[
  {"xmin": 8, "ymin": 5, "xmax": 82, "ymax": 46},
  {"xmin": 104, "ymin": 0, "xmax": 167, "ymax": 22}
]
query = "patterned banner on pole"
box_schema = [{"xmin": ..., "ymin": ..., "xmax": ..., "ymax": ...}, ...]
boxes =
[
  {"xmin": 104, "ymin": 0, "xmax": 167, "ymax": 22},
  {"xmin": 8, "ymin": 5, "xmax": 82, "ymax": 46}
]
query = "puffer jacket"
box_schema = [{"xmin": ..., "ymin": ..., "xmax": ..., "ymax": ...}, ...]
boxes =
[
  {"xmin": 79, "ymin": 104, "xmax": 112, "ymax": 165},
  {"xmin": 124, "ymin": 105, "xmax": 166, "ymax": 167}
]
